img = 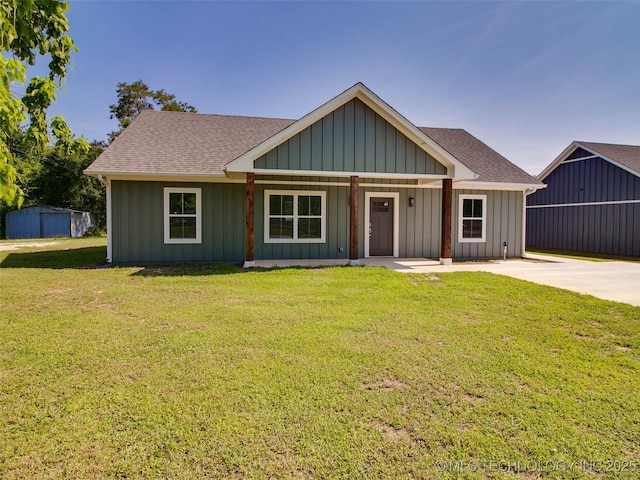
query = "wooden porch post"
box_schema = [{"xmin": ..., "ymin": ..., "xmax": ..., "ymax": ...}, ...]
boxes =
[
  {"xmin": 349, "ymin": 175, "xmax": 359, "ymax": 266},
  {"xmin": 244, "ymin": 172, "xmax": 255, "ymax": 268},
  {"xmin": 440, "ymin": 178, "xmax": 453, "ymax": 265}
]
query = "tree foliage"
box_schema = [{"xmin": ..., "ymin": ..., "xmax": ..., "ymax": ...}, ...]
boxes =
[
  {"xmin": 0, "ymin": 129, "xmax": 105, "ymax": 237},
  {"xmin": 0, "ymin": 0, "xmax": 88, "ymax": 207},
  {"xmin": 109, "ymin": 80, "xmax": 197, "ymax": 140}
]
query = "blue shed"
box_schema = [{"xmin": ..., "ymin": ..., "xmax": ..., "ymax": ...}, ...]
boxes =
[
  {"xmin": 5, "ymin": 206, "xmax": 95, "ymax": 239},
  {"xmin": 526, "ymin": 142, "xmax": 640, "ymax": 257}
]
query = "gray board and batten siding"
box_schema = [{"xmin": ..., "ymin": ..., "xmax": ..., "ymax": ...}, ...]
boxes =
[
  {"xmin": 254, "ymin": 98, "xmax": 448, "ymax": 176},
  {"xmin": 253, "ymin": 184, "xmax": 444, "ymax": 260},
  {"xmin": 109, "ymin": 179, "xmax": 524, "ymax": 264},
  {"xmin": 251, "ymin": 184, "xmax": 522, "ymax": 260},
  {"xmin": 110, "ymin": 180, "xmax": 245, "ymax": 264},
  {"xmin": 527, "ymin": 148, "xmax": 640, "ymax": 256},
  {"xmin": 454, "ymin": 189, "xmax": 523, "ymax": 259}
]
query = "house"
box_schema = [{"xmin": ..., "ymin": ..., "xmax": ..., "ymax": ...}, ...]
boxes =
[
  {"xmin": 5, "ymin": 205, "xmax": 95, "ymax": 239},
  {"xmin": 526, "ymin": 142, "xmax": 640, "ymax": 257},
  {"xmin": 85, "ymin": 83, "xmax": 543, "ymax": 266}
]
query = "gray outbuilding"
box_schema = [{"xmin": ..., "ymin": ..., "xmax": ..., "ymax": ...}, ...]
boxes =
[
  {"xmin": 5, "ymin": 205, "xmax": 95, "ymax": 239},
  {"xmin": 526, "ymin": 142, "xmax": 640, "ymax": 257}
]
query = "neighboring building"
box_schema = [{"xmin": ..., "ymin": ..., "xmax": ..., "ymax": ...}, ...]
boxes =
[
  {"xmin": 85, "ymin": 83, "xmax": 543, "ymax": 266},
  {"xmin": 6, "ymin": 205, "xmax": 95, "ymax": 239},
  {"xmin": 527, "ymin": 142, "xmax": 640, "ymax": 257}
]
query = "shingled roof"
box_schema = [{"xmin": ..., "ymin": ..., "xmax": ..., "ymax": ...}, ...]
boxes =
[
  {"xmin": 86, "ymin": 109, "xmax": 540, "ymax": 186},
  {"xmin": 86, "ymin": 110, "xmax": 295, "ymax": 176},
  {"xmin": 419, "ymin": 127, "xmax": 540, "ymax": 185},
  {"xmin": 579, "ymin": 142, "xmax": 640, "ymax": 176}
]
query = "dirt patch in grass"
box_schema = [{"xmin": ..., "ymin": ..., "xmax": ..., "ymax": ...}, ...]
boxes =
[
  {"xmin": 405, "ymin": 273, "xmax": 442, "ymax": 285},
  {"xmin": 0, "ymin": 241, "xmax": 61, "ymax": 251},
  {"xmin": 372, "ymin": 421, "xmax": 411, "ymax": 440},
  {"xmin": 362, "ymin": 378, "xmax": 408, "ymax": 391},
  {"xmin": 463, "ymin": 393, "xmax": 485, "ymax": 404},
  {"xmin": 615, "ymin": 344, "xmax": 632, "ymax": 352}
]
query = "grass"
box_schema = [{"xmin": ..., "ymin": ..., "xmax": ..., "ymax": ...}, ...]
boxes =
[
  {"xmin": 0, "ymin": 237, "xmax": 108, "ymax": 268},
  {"xmin": 1, "ymin": 239, "xmax": 639, "ymax": 479}
]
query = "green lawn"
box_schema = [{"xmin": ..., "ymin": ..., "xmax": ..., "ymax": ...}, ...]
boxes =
[{"xmin": 1, "ymin": 239, "xmax": 639, "ymax": 479}]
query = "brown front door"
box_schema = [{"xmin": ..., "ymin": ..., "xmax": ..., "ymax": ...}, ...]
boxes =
[{"xmin": 369, "ymin": 197, "xmax": 394, "ymax": 256}]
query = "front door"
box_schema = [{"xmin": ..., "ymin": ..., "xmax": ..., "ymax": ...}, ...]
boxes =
[{"xmin": 369, "ymin": 197, "xmax": 394, "ymax": 256}]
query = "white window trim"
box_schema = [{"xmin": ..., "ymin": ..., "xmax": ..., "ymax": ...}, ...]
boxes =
[
  {"xmin": 364, "ymin": 191, "xmax": 400, "ymax": 258},
  {"xmin": 264, "ymin": 190, "xmax": 326, "ymax": 243},
  {"xmin": 458, "ymin": 194, "xmax": 486, "ymax": 243},
  {"xmin": 163, "ymin": 187, "xmax": 202, "ymax": 244}
]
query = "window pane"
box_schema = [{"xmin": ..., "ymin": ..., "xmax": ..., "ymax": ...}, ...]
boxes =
[
  {"xmin": 463, "ymin": 198, "xmax": 483, "ymax": 218},
  {"xmin": 298, "ymin": 218, "xmax": 321, "ymax": 238},
  {"xmin": 298, "ymin": 196, "xmax": 309, "ymax": 216},
  {"xmin": 269, "ymin": 218, "xmax": 293, "ymax": 239},
  {"xmin": 462, "ymin": 219, "xmax": 483, "ymax": 238},
  {"xmin": 472, "ymin": 199, "xmax": 483, "ymax": 218},
  {"xmin": 270, "ymin": 195, "xmax": 282, "ymax": 215},
  {"xmin": 270, "ymin": 195, "xmax": 294, "ymax": 216},
  {"xmin": 169, "ymin": 217, "xmax": 197, "ymax": 239},
  {"xmin": 297, "ymin": 195, "xmax": 321, "ymax": 216},
  {"xmin": 169, "ymin": 193, "xmax": 183, "ymax": 214},
  {"xmin": 462, "ymin": 198, "xmax": 473, "ymax": 218},
  {"xmin": 373, "ymin": 201, "xmax": 390, "ymax": 213},
  {"xmin": 309, "ymin": 196, "xmax": 321, "ymax": 216},
  {"xmin": 182, "ymin": 193, "xmax": 197, "ymax": 214}
]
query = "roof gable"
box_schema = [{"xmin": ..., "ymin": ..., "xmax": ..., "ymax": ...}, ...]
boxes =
[
  {"xmin": 225, "ymin": 83, "xmax": 476, "ymax": 180},
  {"xmin": 538, "ymin": 141, "xmax": 640, "ymax": 181},
  {"xmin": 253, "ymin": 98, "xmax": 448, "ymax": 177}
]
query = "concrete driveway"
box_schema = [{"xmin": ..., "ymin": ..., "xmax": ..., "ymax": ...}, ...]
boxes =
[{"xmin": 364, "ymin": 254, "xmax": 640, "ymax": 307}]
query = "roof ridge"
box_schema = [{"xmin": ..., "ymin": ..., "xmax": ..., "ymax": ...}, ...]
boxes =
[
  {"xmin": 419, "ymin": 126, "xmax": 466, "ymax": 132},
  {"xmin": 139, "ymin": 109, "xmax": 296, "ymax": 123}
]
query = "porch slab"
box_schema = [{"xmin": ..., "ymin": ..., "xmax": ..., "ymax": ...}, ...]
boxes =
[{"xmin": 252, "ymin": 258, "xmax": 441, "ymax": 269}]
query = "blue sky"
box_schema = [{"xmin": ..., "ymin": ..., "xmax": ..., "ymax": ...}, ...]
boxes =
[{"xmin": 38, "ymin": 0, "xmax": 640, "ymax": 175}]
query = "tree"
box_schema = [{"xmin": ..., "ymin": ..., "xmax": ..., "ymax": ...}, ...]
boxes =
[
  {"xmin": 28, "ymin": 140, "xmax": 106, "ymax": 226},
  {"xmin": 0, "ymin": 124, "xmax": 105, "ymax": 234},
  {"xmin": 0, "ymin": 0, "xmax": 88, "ymax": 207},
  {"xmin": 108, "ymin": 80, "xmax": 197, "ymax": 140}
]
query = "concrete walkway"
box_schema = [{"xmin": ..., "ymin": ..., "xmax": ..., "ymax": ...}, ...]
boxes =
[{"xmin": 254, "ymin": 255, "xmax": 640, "ymax": 306}]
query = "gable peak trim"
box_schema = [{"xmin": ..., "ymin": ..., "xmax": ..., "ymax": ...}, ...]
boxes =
[{"xmin": 538, "ymin": 141, "xmax": 640, "ymax": 181}]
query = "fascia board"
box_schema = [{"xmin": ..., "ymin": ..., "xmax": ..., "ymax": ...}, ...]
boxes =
[
  {"xmin": 453, "ymin": 181, "xmax": 547, "ymax": 192},
  {"xmin": 252, "ymin": 168, "xmax": 449, "ymax": 180},
  {"xmin": 537, "ymin": 141, "xmax": 581, "ymax": 181},
  {"xmin": 225, "ymin": 83, "xmax": 477, "ymax": 180},
  {"xmin": 82, "ymin": 170, "xmax": 235, "ymax": 183}
]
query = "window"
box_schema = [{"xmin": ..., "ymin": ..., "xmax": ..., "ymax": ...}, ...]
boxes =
[
  {"xmin": 265, "ymin": 190, "xmax": 326, "ymax": 243},
  {"xmin": 458, "ymin": 194, "xmax": 486, "ymax": 242},
  {"xmin": 164, "ymin": 187, "xmax": 201, "ymax": 244}
]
